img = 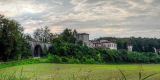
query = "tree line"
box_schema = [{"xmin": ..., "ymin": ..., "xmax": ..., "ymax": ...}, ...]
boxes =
[
  {"xmin": 98, "ymin": 37, "xmax": 160, "ymax": 53},
  {"xmin": 47, "ymin": 29, "xmax": 160, "ymax": 64}
]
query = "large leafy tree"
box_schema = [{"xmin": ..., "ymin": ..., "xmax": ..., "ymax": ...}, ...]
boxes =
[
  {"xmin": 60, "ymin": 28, "xmax": 76, "ymax": 43},
  {"xmin": 33, "ymin": 26, "xmax": 54, "ymax": 42},
  {"xmin": 0, "ymin": 15, "xmax": 31, "ymax": 61}
]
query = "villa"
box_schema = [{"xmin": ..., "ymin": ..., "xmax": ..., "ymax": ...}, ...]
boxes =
[
  {"xmin": 75, "ymin": 32, "xmax": 117, "ymax": 50},
  {"xmin": 89, "ymin": 40, "xmax": 117, "ymax": 50}
]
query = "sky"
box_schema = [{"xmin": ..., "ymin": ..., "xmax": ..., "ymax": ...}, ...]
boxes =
[{"xmin": 0, "ymin": 0, "xmax": 160, "ymax": 39}]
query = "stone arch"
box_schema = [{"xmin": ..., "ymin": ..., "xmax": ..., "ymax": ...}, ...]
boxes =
[
  {"xmin": 28, "ymin": 41, "xmax": 52, "ymax": 57},
  {"xmin": 34, "ymin": 45, "xmax": 43, "ymax": 57}
]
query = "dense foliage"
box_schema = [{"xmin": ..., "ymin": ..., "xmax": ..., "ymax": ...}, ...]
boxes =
[
  {"xmin": 0, "ymin": 15, "xmax": 31, "ymax": 61},
  {"xmin": 47, "ymin": 29, "xmax": 160, "ymax": 64},
  {"xmin": 48, "ymin": 43, "xmax": 103, "ymax": 64},
  {"xmin": 48, "ymin": 42, "xmax": 160, "ymax": 64}
]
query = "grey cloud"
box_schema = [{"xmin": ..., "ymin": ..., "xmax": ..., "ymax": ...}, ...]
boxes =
[{"xmin": 0, "ymin": 0, "xmax": 159, "ymax": 39}]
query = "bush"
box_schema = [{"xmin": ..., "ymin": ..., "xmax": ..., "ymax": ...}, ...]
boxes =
[
  {"xmin": 61, "ymin": 57, "xmax": 69, "ymax": 63},
  {"xmin": 84, "ymin": 58, "xmax": 95, "ymax": 64},
  {"xmin": 47, "ymin": 54, "xmax": 62, "ymax": 63},
  {"xmin": 50, "ymin": 41, "xmax": 160, "ymax": 64},
  {"xmin": 68, "ymin": 57, "xmax": 80, "ymax": 64}
]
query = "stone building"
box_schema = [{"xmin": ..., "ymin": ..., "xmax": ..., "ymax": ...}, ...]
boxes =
[
  {"xmin": 76, "ymin": 33, "xmax": 90, "ymax": 45},
  {"xmin": 127, "ymin": 45, "xmax": 133, "ymax": 52},
  {"xmin": 89, "ymin": 40, "xmax": 117, "ymax": 50},
  {"xmin": 74, "ymin": 32, "xmax": 117, "ymax": 50},
  {"xmin": 154, "ymin": 48, "xmax": 160, "ymax": 54}
]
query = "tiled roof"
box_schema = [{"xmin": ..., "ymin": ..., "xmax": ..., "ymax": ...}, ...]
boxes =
[
  {"xmin": 90, "ymin": 40, "xmax": 115, "ymax": 44},
  {"xmin": 78, "ymin": 33, "xmax": 89, "ymax": 35}
]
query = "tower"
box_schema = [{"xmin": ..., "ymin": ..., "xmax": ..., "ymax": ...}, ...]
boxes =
[{"xmin": 127, "ymin": 45, "xmax": 133, "ymax": 52}]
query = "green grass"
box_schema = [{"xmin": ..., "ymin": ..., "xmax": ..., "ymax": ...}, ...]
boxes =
[
  {"xmin": 0, "ymin": 58, "xmax": 47, "ymax": 69},
  {"xmin": 0, "ymin": 63, "xmax": 160, "ymax": 80}
]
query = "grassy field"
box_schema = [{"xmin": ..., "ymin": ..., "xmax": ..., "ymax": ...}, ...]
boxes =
[{"xmin": 0, "ymin": 63, "xmax": 160, "ymax": 80}]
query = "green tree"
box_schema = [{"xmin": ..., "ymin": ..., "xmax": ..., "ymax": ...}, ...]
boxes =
[
  {"xmin": 0, "ymin": 15, "xmax": 31, "ymax": 61},
  {"xmin": 33, "ymin": 26, "xmax": 54, "ymax": 42},
  {"xmin": 60, "ymin": 28, "xmax": 76, "ymax": 43}
]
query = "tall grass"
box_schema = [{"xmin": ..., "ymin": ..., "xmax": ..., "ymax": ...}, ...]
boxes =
[
  {"xmin": 118, "ymin": 69, "xmax": 158, "ymax": 80},
  {"xmin": 0, "ymin": 67, "xmax": 159, "ymax": 80},
  {"xmin": 0, "ymin": 68, "xmax": 29, "ymax": 80}
]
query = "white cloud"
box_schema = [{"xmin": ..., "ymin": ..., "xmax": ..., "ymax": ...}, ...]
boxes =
[{"xmin": 0, "ymin": 0, "xmax": 47, "ymax": 17}]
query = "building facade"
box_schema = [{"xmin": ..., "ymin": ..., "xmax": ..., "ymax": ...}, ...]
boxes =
[
  {"xmin": 75, "ymin": 32, "xmax": 117, "ymax": 50},
  {"xmin": 76, "ymin": 33, "xmax": 90, "ymax": 45},
  {"xmin": 154, "ymin": 48, "xmax": 160, "ymax": 54},
  {"xmin": 89, "ymin": 40, "xmax": 117, "ymax": 50},
  {"xmin": 127, "ymin": 45, "xmax": 133, "ymax": 52}
]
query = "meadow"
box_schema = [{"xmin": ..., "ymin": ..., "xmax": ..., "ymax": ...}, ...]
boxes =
[{"xmin": 0, "ymin": 63, "xmax": 160, "ymax": 80}]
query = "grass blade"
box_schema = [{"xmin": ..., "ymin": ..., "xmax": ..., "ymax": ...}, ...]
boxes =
[
  {"xmin": 139, "ymin": 70, "xmax": 142, "ymax": 80},
  {"xmin": 141, "ymin": 73, "xmax": 158, "ymax": 80},
  {"xmin": 119, "ymin": 69, "xmax": 127, "ymax": 80}
]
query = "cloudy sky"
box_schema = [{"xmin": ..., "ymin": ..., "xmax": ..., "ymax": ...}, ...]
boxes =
[{"xmin": 0, "ymin": 0, "xmax": 160, "ymax": 39}]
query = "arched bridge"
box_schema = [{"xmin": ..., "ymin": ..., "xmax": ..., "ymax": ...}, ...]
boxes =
[{"xmin": 28, "ymin": 41, "xmax": 52, "ymax": 57}]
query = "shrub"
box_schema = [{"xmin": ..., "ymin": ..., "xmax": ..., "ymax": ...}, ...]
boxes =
[
  {"xmin": 68, "ymin": 57, "xmax": 80, "ymax": 64},
  {"xmin": 50, "ymin": 41, "xmax": 160, "ymax": 64},
  {"xmin": 47, "ymin": 54, "xmax": 62, "ymax": 63},
  {"xmin": 61, "ymin": 57, "xmax": 69, "ymax": 63},
  {"xmin": 84, "ymin": 58, "xmax": 95, "ymax": 64}
]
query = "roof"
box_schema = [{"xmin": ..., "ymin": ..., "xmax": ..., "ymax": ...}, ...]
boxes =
[
  {"xmin": 101, "ymin": 41, "xmax": 112, "ymax": 43},
  {"xmin": 99, "ymin": 40, "xmax": 110, "ymax": 43},
  {"xmin": 78, "ymin": 33, "xmax": 89, "ymax": 35},
  {"xmin": 90, "ymin": 40, "xmax": 116, "ymax": 44},
  {"xmin": 90, "ymin": 41, "xmax": 100, "ymax": 44}
]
